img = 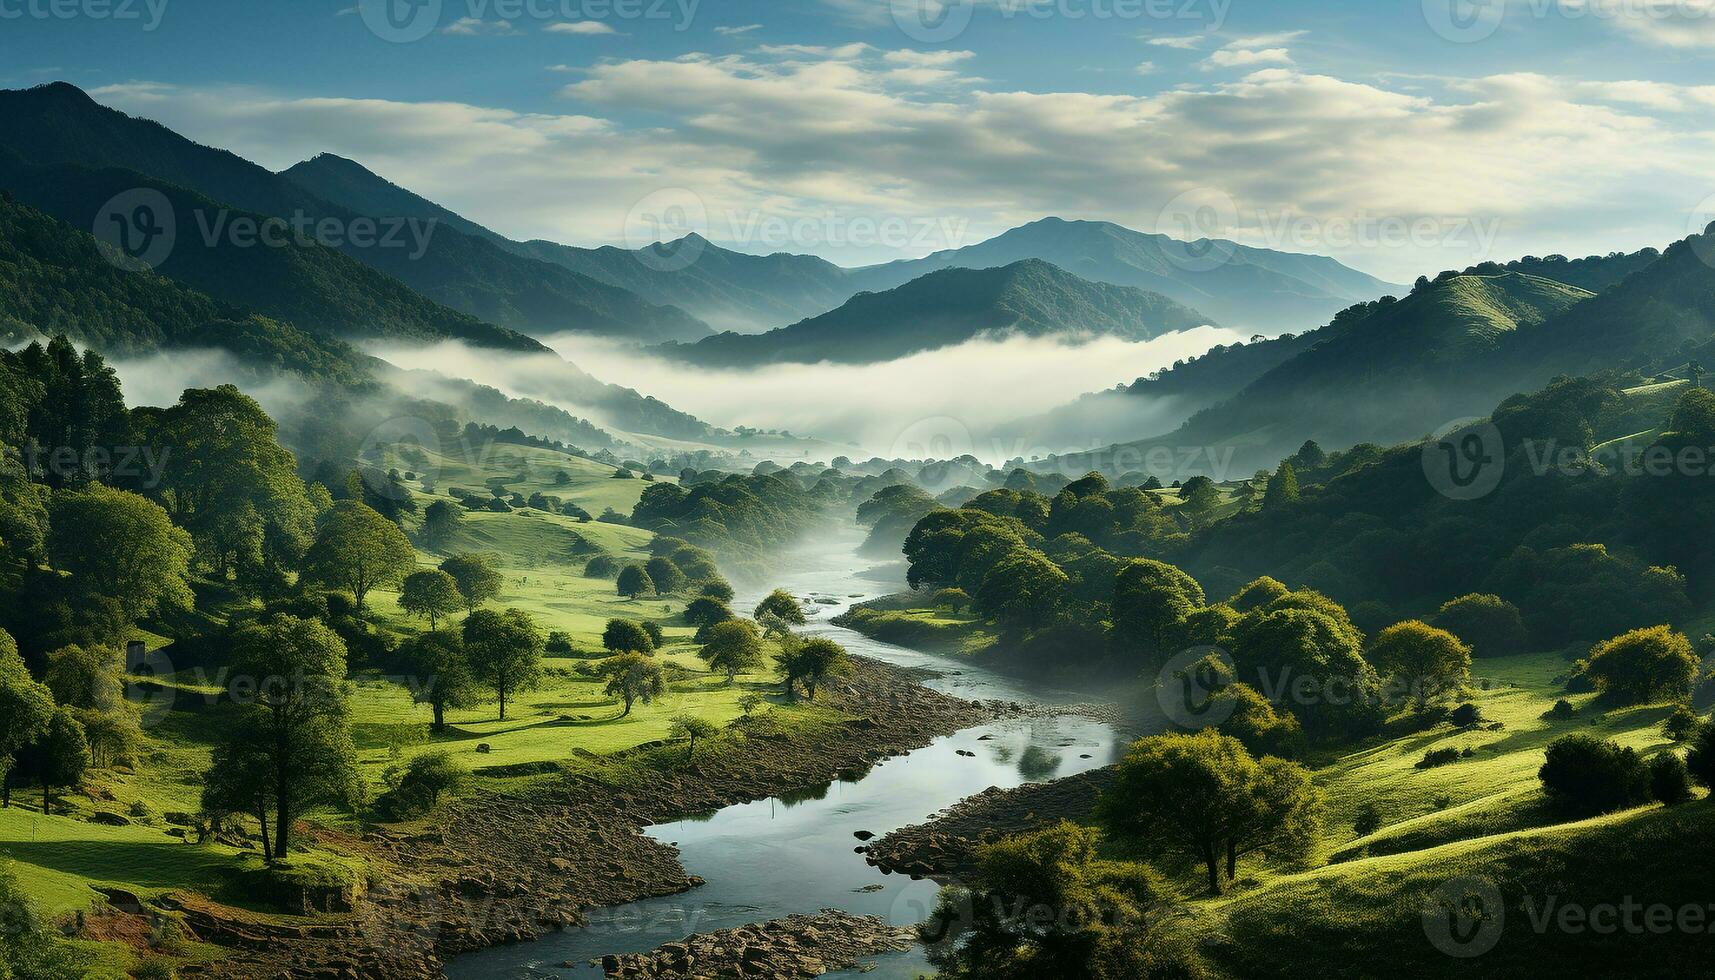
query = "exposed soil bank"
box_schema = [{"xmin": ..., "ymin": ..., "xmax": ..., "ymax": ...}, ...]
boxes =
[
  {"xmin": 183, "ymin": 657, "xmax": 1004, "ymax": 978},
  {"xmin": 594, "ymin": 909, "xmax": 916, "ymax": 979},
  {"xmin": 863, "ymin": 767, "xmax": 1117, "ymax": 881}
]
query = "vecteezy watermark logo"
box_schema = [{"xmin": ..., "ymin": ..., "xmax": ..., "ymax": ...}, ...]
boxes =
[
  {"xmin": 360, "ymin": 0, "xmax": 444, "ymax": 42},
  {"xmin": 625, "ymin": 188, "xmax": 708, "ymax": 273},
  {"xmin": 890, "ymin": 416, "xmax": 977, "ymax": 464},
  {"xmin": 1422, "ymin": 418, "xmax": 1505, "ymax": 501},
  {"xmin": 93, "ymin": 188, "xmax": 176, "ymax": 271},
  {"xmin": 359, "ymin": 415, "xmax": 445, "ymax": 503},
  {"xmin": 1423, "ymin": 875, "xmax": 1505, "ymax": 957},
  {"xmin": 891, "ymin": 0, "xmax": 975, "ymax": 42},
  {"xmin": 0, "ymin": 0, "xmax": 169, "ymax": 30},
  {"xmin": 1686, "ymin": 192, "xmax": 1715, "ymax": 270},
  {"xmin": 1155, "ymin": 645, "xmax": 1236, "ymax": 730},
  {"xmin": 1422, "ymin": 0, "xmax": 1505, "ymax": 42},
  {"xmin": 1156, "ymin": 188, "xmax": 1240, "ymax": 273},
  {"xmin": 124, "ymin": 641, "xmax": 177, "ymax": 728}
]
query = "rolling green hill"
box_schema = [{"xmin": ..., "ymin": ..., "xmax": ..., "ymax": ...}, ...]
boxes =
[
  {"xmin": 0, "ymin": 83, "xmax": 710, "ymax": 344},
  {"xmin": 655, "ymin": 258, "xmax": 1216, "ymax": 367},
  {"xmin": 848, "ymin": 216, "xmax": 1398, "ymax": 334}
]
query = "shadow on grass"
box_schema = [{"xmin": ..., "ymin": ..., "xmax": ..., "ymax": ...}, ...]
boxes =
[{"xmin": 0, "ymin": 840, "xmax": 237, "ymax": 891}]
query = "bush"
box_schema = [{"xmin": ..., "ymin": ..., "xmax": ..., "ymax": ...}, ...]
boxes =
[
  {"xmin": 1662, "ymin": 705, "xmax": 1701, "ymax": 742},
  {"xmin": 1416, "ymin": 747, "xmax": 1462, "ymax": 770},
  {"xmin": 376, "ymin": 751, "xmax": 469, "ymax": 821},
  {"xmin": 1352, "ymin": 802, "xmax": 1383, "ymax": 837},
  {"xmin": 1449, "ymin": 702, "xmax": 1484, "ymax": 728},
  {"xmin": 1545, "ymin": 698, "xmax": 1576, "ymax": 720},
  {"xmin": 1582, "ymin": 626, "xmax": 1700, "ymax": 704},
  {"xmin": 1434, "ymin": 593, "xmax": 1528, "ymax": 658},
  {"xmin": 545, "ymin": 631, "xmax": 574, "ymax": 655},
  {"xmin": 1538, "ymin": 734, "xmax": 1650, "ymax": 815},
  {"xmin": 1649, "ymin": 752, "xmax": 1693, "ymax": 806},
  {"xmin": 584, "ymin": 555, "xmax": 620, "ymax": 579},
  {"xmin": 1688, "ymin": 722, "xmax": 1715, "ymax": 787}
]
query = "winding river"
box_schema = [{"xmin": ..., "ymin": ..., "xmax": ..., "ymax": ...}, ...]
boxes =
[{"xmin": 447, "ymin": 524, "xmax": 1126, "ymax": 979}]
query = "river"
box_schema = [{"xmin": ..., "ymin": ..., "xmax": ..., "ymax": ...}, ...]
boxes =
[{"xmin": 447, "ymin": 524, "xmax": 1126, "ymax": 979}]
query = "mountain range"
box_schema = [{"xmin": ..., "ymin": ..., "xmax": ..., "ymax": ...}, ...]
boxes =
[{"xmin": 651, "ymin": 259, "xmax": 1215, "ymax": 367}]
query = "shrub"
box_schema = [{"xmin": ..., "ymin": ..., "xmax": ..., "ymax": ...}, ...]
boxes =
[
  {"xmin": 1416, "ymin": 747, "xmax": 1461, "ymax": 770},
  {"xmin": 1434, "ymin": 594, "xmax": 1528, "ymax": 658},
  {"xmin": 545, "ymin": 631, "xmax": 574, "ymax": 655},
  {"xmin": 1545, "ymin": 699, "xmax": 1576, "ymax": 720},
  {"xmin": 1688, "ymin": 722, "xmax": 1715, "ymax": 787},
  {"xmin": 376, "ymin": 751, "xmax": 469, "ymax": 821},
  {"xmin": 1538, "ymin": 734, "xmax": 1650, "ymax": 815},
  {"xmin": 1662, "ymin": 705, "xmax": 1701, "ymax": 742},
  {"xmin": 584, "ymin": 555, "xmax": 620, "ymax": 579},
  {"xmin": 1352, "ymin": 802, "xmax": 1383, "ymax": 837},
  {"xmin": 1449, "ymin": 702, "xmax": 1484, "ymax": 728},
  {"xmin": 1649, "ymin": 752, "xmax": 1693, "ymax": 806}
]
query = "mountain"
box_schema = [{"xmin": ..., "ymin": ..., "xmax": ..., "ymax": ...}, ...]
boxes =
[
  {"xmin": 1034, "ymin": 271, "xmax": 1594, "ymax": 476},
  {"xmin": 653, "ymin": 259, "xmax": 1215, "ymax": 367},
  {"xmin": 282, "ymin": 153, "xmax": 855, "ymax": 334},
  {"xmin": 0, "ymin": 83, "xmax": 710, "ymax": 344},
  {"xmin": 847, "ymin": 216, "xmax": 1398, "ymax": 334},
  {"xmin": 0, "ymin": 191, "xmax": 375, "ymax": 387},
  {"xmin": 508, "ymin": 234, "xmax": 855, "ymax": 334}
]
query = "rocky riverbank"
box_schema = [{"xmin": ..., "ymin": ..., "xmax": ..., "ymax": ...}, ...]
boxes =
[
  {"xmin": 863, "ymin": 767, "xmax": 1117, "ymax": 880},
  {"xmin": 595, "ymin": 909, "xmax": 917, "ymax": 979},
  {"xmin": 183, "ymin": 656, "xmax": 1003, "ymax": 979}
]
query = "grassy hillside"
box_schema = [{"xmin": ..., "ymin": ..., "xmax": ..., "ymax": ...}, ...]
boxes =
[{"xmin": 659, "ymin": 258, "xmax": 1215, "ymax": 367}]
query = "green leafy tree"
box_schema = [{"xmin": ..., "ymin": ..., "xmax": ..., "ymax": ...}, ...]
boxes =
[
  {"xmin": 1366, "ymin": 620, "xmax": 1472, "ymax": 709},
  {"xmin": 1111, "ymin": 558, "xmax": 1206, "ymax": 653},
  {"xmin": 684, "ymin": 596, "xmax": 734, "ymax": 630},
  {"xmin": 977, "ymin": 550, "xmax": 1070, "ymax": 630},
  {"xmin": 753, "ymin": 588, "xmax": 805, "ymax": 625},
  {"xmin": 1262, "ymin": 461, "xmax": 1299, "ymax": 509},
  {"xmin": 420, "ymin": 500, "xmax": 463, "ymax": 553},
  {"xmin": 668, "ymin": 714, "xmax": 719, "ymax": 759},
  {"xmin": 1687, "ymin": 721, "xmax": 1715, "ymax": 788},
  {"xmin": 18, "ymin": 708, "xmax": 89, "ymax": 811},
  {"xmin": 700, "ymin": 580, "xmax": 736, "ymax": 602},
  {"xmin": 47, "ymin": 484, "xmax": 194, "ymax": 621},
  {"xmin": 463, "ymin": 608, "xmax": 544, "ymax": 721},
  {"xmin": 600, "ymin": 652, "xmax": 666, "ymax": 716},
  {"xmin": 777, "ymin": 636, "xmax": 851, "ymax": 701},
  {"xmin": 602, "ymin": 619, "xmax": 656, "ymax": 654},
  {"xmin": 699, "ymin": 619, "xmax": 765, "ymax": 683},
  {"xmin": 400, "ymin": 631, "xmax": 482, "ymax": 730},
  {"xmin": 1099, "ymin": 730, "xmax": 1320, "ymax": 894},
  {"xmin": 1650, "ymin": 752, "xmax": 1693, "ymax": 806},
  {"xmin": 398, "ymin": 569, "xmax": 463, "ymax": 630},
  {"xmin": 617, "ymin": 564, "xmax": 656, "ymax": 599},
  {"xmin": 645, "ymin": 556, "xmax": 687, "ymax": 594},
  {"xmin": 440, "ymin": 553, "xmax": 503, "ymax": 613},
  {"xmin": 1581, "ymin": 626, "xmax": 1700, "ymax": 704},
  {"xmin": 0, "ymin": 631, "xmax": 53, "ymax": 807},
  {"xmin": 300, "ymin": 500, "xmax": 416, "ymax": 615},
  {"xmin": 1434, "ymin": 593, "xmax": 1528, "ymax": 658},
  {"xmin": 201, "ymin": 736, "xmax": 279, "ymax": 860},
  {"xmin": 221, "ymin": 615, "xmax": 359, "ymax": 859},
  {"xmin": 1538, "ymin": 734, "xmax": 1650, "ymax": 816}
]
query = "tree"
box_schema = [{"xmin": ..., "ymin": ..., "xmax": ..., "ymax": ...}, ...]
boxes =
[
  {"xmin": 400, "ymin": 631, "xmax": 481, "ymax": 730},
  {"xmin": 43, "ymin": 643, "xmax": 138, "ymax": 768},
  {"xmin": 1650, "ymin": 752, "xmax": 1693, "ymax": 806},
  {"xmin": 1539, "ymin": 734, "xmax": 1651, "ymax": 816},
  {"xmin": 668, "ymin": 714, "xmax": 719, "ymax": 759},
  {"xmin": 645, "ymin": 556, "xmax": 687, "ymax": 594},
  {"xmin": 300, "ymin": 500, "xmax": 416, "ymax": 615},
  {"xmin": 922, "ymin": 820, "xmax": 1184, "ymax": 980},
  {"xmin": 1687, "ymin": 722, "xmax": 1715, "ymax": 788},
  {"xmin": 600, "ymin": 652, "xmax": 666, "ymax": 716},
  {"xmin": 221, "ymin": 615, "xmax": 359, "ymax": 858},
  {"xmin": 754, "ymin": 588, "xmax": 806, "ymax": 625},
  {"xmin": 684, "ymin": 596, "xmax": 734, "ymax": 630},
  {"xmin": 420, "ymin": 500, "xmax": 463, "ymax": 553},
  {"xmin": 1111, "ymin": 558, "xmax": 1206, "ymax": 653},
  {"xmin": 1228, "ymin": 576, "xmax": 1289, "ymax": 612},
  {"xmin": 699, "ymin": 619, "xmax": 765, "ymax": 683},
  {"xmin": 700, "ymin": 580, "xmax": 736, "ymax": 602},
  {"xmin": 440, "ymin": 553, "xmax": 503, "ymax": 613},
  {"xmin": 398, "ymin": 570, "xmax": 463, "ymax": 631},
  {"xmin": 1580, "ymin": 626, "xmax": 1700, "ymax": 704},
  {"xmin": 16, "ymin": 707, "xmax": 87, "ymax": 812},
  {"xmin": 376, "ymin": 750, "xmax": 468, "ymax": 821},
  {"xmin": 0, "ymin": 632, "xmax": 53, "ymax": 807},
  {"xmin": 202, "ymin": 735, "xmax": 279, "ymax": 860},
  {"xmin": 977, "ymin": 550, "xmax": 1069, "ymax": 630},
  {"xmin": 130, "ymin": 385, "xmax": 316, "ymax": 587},
  {"xmin": 617, "ymin": 564, "xmax": 656, "ymax": 599},
  {"xmin": 1178, "ymin": 475, "xmax": 1221, "ymax": 525},
  {"xmin": 1099, "ymin": 730, "xmax": 1320, "ymax": 894},
  {"xmin": 1366, "ymin": 621, "xmax": 1472, "ymax": 709},
  {"xmin": 777, "ymin": 636, "xmax": 851, "ymax": 701},
  {"xmin": 47, "ymin": 484, "xmax": 194, "ymax": 621},
  {"xmin": 603, "ymin": 619, "xmax": 656, "ymax": 654},
  {"xmin": 1262, "ymin": 461, "xmax": 1299, "ymax": 509},
  {"xmin": 1212, "ymin": 683, "xmax": 1305, "ymax": 759},
  {"xmin": 1434, "ymin": 594, "xmax": 1528, "ymax": 658},
  {"xmin": 463, "ymin": 608, "xmax": 544, "ymax": 721}
]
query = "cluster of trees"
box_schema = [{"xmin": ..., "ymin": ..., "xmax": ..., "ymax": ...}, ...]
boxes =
[
  {"xmin": 604, "ymin": 536, "xmax": 727, "ymax": 600},
  {"xmin": 630, "ymin": 471, "xmax": 838, "ymax": 579}
]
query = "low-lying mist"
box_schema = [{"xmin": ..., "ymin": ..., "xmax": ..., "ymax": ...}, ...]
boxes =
[{"xmin": 372, "ymin": 328, "xmax": 1239, "ymax": 462}]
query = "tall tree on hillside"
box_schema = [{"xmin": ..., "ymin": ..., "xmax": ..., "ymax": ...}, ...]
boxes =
[
  {"xmin": 400, "ymin": 631, "xmax": 482, "ymax": 731},
  {"xmin": 129, "ymin": 385, "xmax": 317, "ymax": 588},
  {"xmin": 0, "ymin": 631, "xmax": 53, "ymax": 808},
  {"xmin": 602, "ymin": 619, "xmax": 656, "ymax": 654},
  {"xmin": 420, "ymin": 500, "xmax": 462, "ymax": 553},
  {"xmin": 1262, "ymin": 461, "xmax": 1299, "ymax": 509},
  {"xmin": 47, "ymin": 484, "xmax": 194, "ymax": 622},
  {"xmin": 1366, "ymin": 620, "xmax": 1472, "ymax": 709},
  {"xmin": 463, "ymin": 608, "xmax": 544, "ymax": 721},
  {"xmin": 18, "ymin": 707, "xmax": 89, "ymax": 812},
  {"xmin": 600, "ymin": 652, "xmax": 666, "ymax": 716},
  {"xmin": 699, "ymin": 619, "xmax": 764, "ymax": 683},
  {"xmin": 220, "ymin": 615, "xmax": 359, "ymax": 859},
  {"xmin": 399, "ymin": 570, "xmax": 464, "ymax": 631},
  {"xmin": 12, "ymin": 337, "xmax": 127, "ymax": 489},
  {"xmin": 753, "ymin": 589, "xmax": 806, "ymax": 626},
  {"xmin": 440, "ymin": 553, "xmax": 503, "ymax": 613},
  {"xmin": 300, "ymin": 500, "xmax": 416, "ymax": 615},
  {"xmin": 617, "ymin": 564, "xmax": 656, "ymax": 599},
  {"xmin": 978, "ymin": 550, "xmax": 1069, "ymax": 630}
]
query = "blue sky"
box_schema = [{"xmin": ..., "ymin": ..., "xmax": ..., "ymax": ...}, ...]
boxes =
[{"xmin": 5, "ymin": 0, "xmax": 1715, "ymax": 280}]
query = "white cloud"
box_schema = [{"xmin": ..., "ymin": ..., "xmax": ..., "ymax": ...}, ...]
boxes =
[
  {"xmin": 442, "ymin": 17, "xmax": 522, "ymax": 36},
  {"xmin": 1146, "ymin": 35, "xmax": 1205, "ymax": 49},
  {"xmin": 1135, "ymin": 61, "xmax": 1158, "ymax": 75},
  {"xmin": 883, "ymin": 49, "xmax": 975, "ymax": 67},
  {"xmin": 1204, "ymin": 46, "xmax": 1294, "ymax": 69},
  {"xmin": 87, "ymin": 51, "xmax": 1715, "ymax": 281},
  {"xmin": 545, "ymin": 20, "xmax": 620, "ymax": 35},
  {"xmin": 715, "ymin": 23, "xmax": 764, "ymax": 36},
  {"xmin": 1579, "ymin": 0, "xmax": 1715, "ymax": 48}
]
